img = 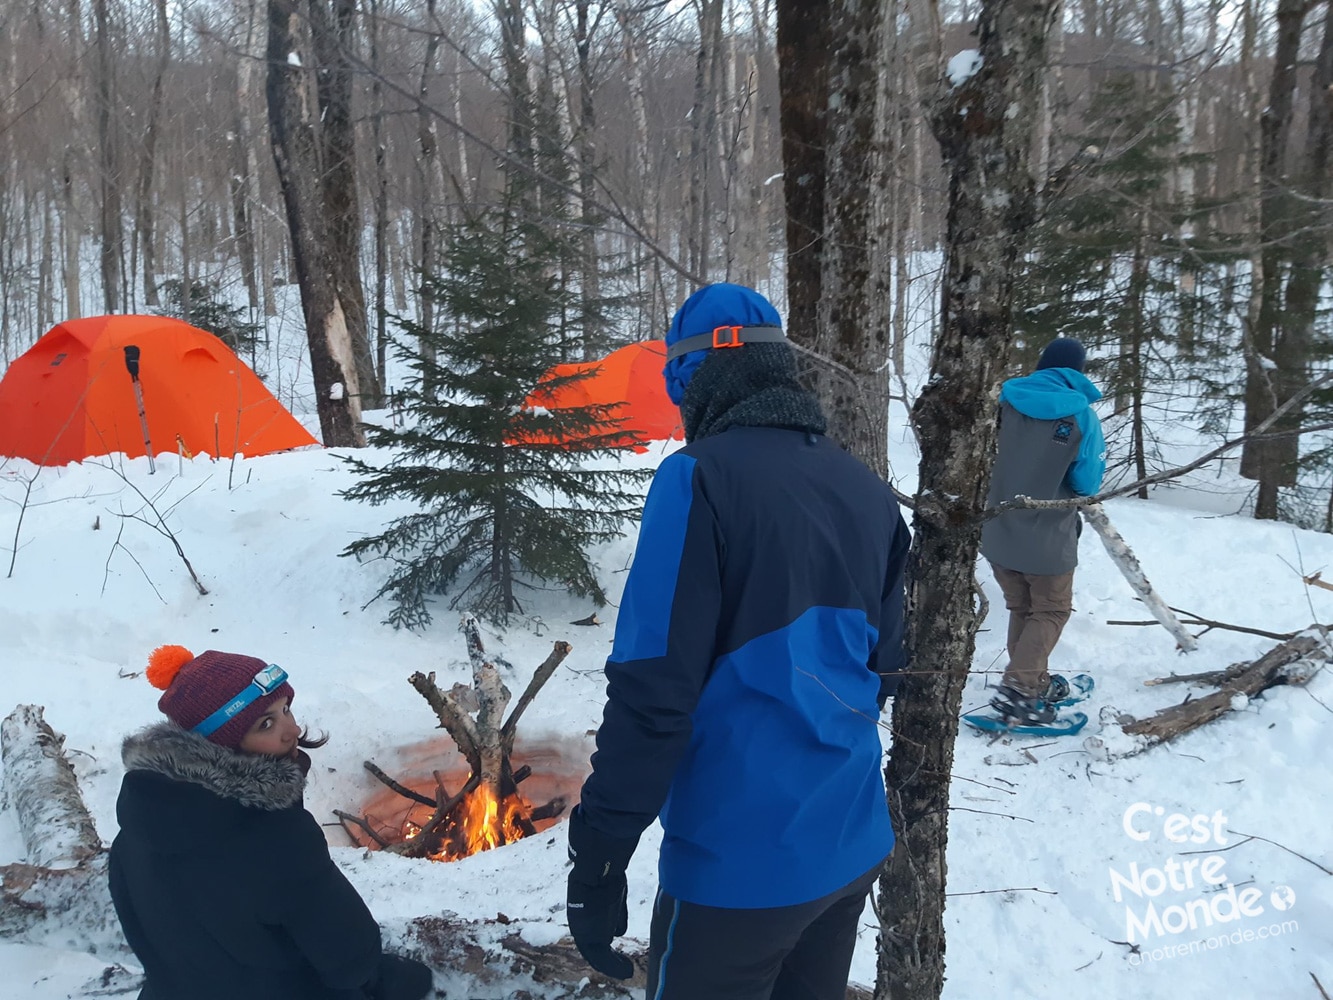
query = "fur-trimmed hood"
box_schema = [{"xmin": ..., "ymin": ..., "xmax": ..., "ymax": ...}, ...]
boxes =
[{"xmin": 121, "ymin": 721, "xmax": 305, "ymax": 811}]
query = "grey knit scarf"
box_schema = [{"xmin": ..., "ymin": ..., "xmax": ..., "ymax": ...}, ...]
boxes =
[{"xmin": 680, "ymin": 343, "xmax": 828, "ymax": 443}]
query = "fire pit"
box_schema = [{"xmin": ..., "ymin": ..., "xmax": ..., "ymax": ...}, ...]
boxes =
[{"xmin": 334, "ymin": 619, "xmax": 583, "ymax": 862}]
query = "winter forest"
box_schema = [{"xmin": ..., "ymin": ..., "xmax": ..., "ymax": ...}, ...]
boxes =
[{"xmin": 1, "ymin": 0, "xmax": 1332, "ymax": 998}]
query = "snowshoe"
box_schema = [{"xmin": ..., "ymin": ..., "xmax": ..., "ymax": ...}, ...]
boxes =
[
  {"xmin": 961, "ymin": 673, "xmax": 1094, "ymax": 738},
  {"xmin": 962, "ymin": 709, "xmax": 1088, "ymax": 737}
]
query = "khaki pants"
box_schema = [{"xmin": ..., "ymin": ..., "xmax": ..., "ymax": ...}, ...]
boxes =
[{"xmin": 990, "ymin": 564, "xmax": 1074, "ymax": 697}]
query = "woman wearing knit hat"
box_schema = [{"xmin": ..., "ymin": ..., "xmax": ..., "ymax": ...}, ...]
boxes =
[{"xmin": 108, "ymin": 645, "xmax": 434, "ymax": 1000}]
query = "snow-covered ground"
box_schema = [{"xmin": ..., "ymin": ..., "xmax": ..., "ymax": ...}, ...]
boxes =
[
  {"xmin": 2, "ymin": 265, "xmax": 1332, "ymax": 998},
  {"xmin": 1, "ymin": 419, "xmax": 1330, "ymax": 999}
]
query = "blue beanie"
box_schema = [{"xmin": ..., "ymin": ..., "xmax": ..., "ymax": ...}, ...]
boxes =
[
  {"xmin": 663, "ymin": 283, "xmax": 784, "ymax": 404},
  {"xmin": 1035, "ymin": 337, "xmax": 1086, "ymax": 373}
]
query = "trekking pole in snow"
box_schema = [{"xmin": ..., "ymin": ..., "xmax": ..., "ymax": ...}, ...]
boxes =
[
  {"xmin": 123, "ymin": 345, "xmax": 156, "ymax": 474},
  {"xmin": 1081, "ymin": 502, "xmax": 1197, "ymax": 652}
]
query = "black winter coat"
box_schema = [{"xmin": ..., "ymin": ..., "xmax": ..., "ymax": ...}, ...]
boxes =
[{"xmin": 109, "ymin": 723, "xmax": 424, "ymax": 1000}]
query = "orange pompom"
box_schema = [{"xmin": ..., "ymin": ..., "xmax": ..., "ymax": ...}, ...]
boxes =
[{"xmin": 146, "ymin": 645, "xmax": 195, "ymax": 690}]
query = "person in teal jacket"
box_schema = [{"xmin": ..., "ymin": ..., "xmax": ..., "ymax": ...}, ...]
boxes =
[{"xmin": 980, "ymin": 336, "xmax": 1105, "ymax": 724}]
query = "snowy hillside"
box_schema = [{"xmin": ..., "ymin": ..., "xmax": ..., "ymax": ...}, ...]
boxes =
[{"xmin": 0, "ymin": 412, "xmax": 1330, "ymax": 998}]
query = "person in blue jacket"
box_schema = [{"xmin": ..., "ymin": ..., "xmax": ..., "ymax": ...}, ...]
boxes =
[
  {"xmin": 564, "ymin": 283, "xmax": 912, "ymax": 1000},
  {"xmin": 980, "ymin": 336, "xmax": 1106, "ymax": 724}
]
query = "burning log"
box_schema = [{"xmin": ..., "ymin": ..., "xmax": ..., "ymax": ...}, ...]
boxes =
[
  {"xmin": 368, "ymin": 619, "xmax": 572, "ymax": 860},
  {"xmin": 0, "ymin": 705, "xmax": 121, "ymax": 951},
  {"xmin": 1120, "ymin": 627, "xmax": 1329, "ymax": 752}
]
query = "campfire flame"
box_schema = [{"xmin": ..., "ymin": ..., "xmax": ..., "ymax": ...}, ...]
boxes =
[{"xmin": 399, "ymin": 783, "xmax": 538, "ymax": 862}]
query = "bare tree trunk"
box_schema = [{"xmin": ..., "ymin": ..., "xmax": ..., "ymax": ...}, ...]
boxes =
[
  {"xmin": 1241, "ymin": 0, "xmax": 1306, "ymax": 518},
  {"xmin": 309, "ymin": 0, "xmax": 381, "ymax": 409},
  {"xmin": 178, "ymin": 169, "xmax": 191, "ymax": 318},
  {"xmin": 230, "ymin": 0, "xmax": 265, "ymax": 314},
  {"xmin": 266, "ymin": 0, "xmax": 364, "ymax": 446},
  {"xmin": 38, "ymin": 196, "xmax": 54, "ymax": 333},
  {"xmin": 742, "ymin": 0, "xmax": 771, "ymax": 289},
  {"xmin": 1259, "ymin": 2, "xmax": 1333, "ymax": 517},
  {"xmin": 812, "ymin": 0, "xmax": 889, "ymax": 476},
  {"xmin": 616, "ymin": 0, "xmax": 655, "ymax": 322},
  {"xmin": 415, "ymin": 0, "xmax": 444, "ymax": 369},
  {"xmin": 93, "ymin": 0, "xmax": 122, "ymax": 313},
  {"xmin": 1125, "ymin": 217, "xmax": 1150, "ymax": 496},
  {"xmin": 368, "ymin": 0, "xmax": 389, "ymax": 385},
  {"xmin": 575, "ymin": 0, "xmax": 603, "ymax": 358},
  {"xmin": 685, "ymin": 0, "xmax": 723, "ymax": 279},
  {"xmin": 134, "ymin": 0, "xmax": 169, "ymax": 309},
  {"xmin": 876, "ymin": 1, "xmax": 1058, "ymax": 996},
  {"xmin": 776, "ymin": 1, "xmax": 829, "ymax": 345}
]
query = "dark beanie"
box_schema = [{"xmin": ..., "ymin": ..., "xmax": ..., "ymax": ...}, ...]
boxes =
[
  {"xmin": 147, "ymin": 645, "xmax": 294, "ymax": 750},
  {"xmin": 1036, "ymin": 337, "xmax": 1086, "ymax": 372}
]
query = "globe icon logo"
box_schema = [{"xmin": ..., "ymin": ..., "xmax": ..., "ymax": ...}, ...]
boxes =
[{"xmin": 1270, "ymin": 886, "xmax": 1296, "ymax": 911}]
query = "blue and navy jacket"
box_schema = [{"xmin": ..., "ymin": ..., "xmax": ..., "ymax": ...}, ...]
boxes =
[
  {"xmin": 981, "ymin": 367, "xmax": 1106, "ymax": 575},
  {"xmin": 578, "ymin": 425, "xmax": 911, "ymax": 909}
]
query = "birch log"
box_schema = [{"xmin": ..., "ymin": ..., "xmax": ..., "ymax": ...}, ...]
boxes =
[
  {"xmin": 1, "ymin": 705, "xmax": 102, "ymax": 869},
  {"xmin": 462, "ymin": 616, "xmax": 511, "ymax": 804},
  {"xmin": 0, "ymin": 705, "xmax": 121, "ymax": 952},
  {"xmin": 1082, "ymin": 502, "xmax": 1199, "ymax": 652}
]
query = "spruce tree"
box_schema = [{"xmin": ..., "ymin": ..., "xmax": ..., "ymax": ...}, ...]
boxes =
[
  {"xmin": 1015, "ymin": 74, "xmax": 1235, "ymax": 492},
  {"xmin": 156, "ymin": 278, "xmax": 265, "ymax": 365},
  {"xmin": 340, "ymin": 188, "xmax": 653, "ymax": 629}
]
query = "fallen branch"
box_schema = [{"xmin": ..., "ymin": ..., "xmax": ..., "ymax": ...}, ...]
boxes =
[
  {"xmin": 1121, "ymin": 628, "xmax": 1330, "ymax": 751},
  {"xmin": 945, "ymin": 886, "xmax": 1057, "ymax": 897},
  {"xmin": 1108, "ymin": 614, "xmax": 1295, "ymax": 642},
  {"xmin": 333, "ymin": 809, "xmax": 389, "ymax": 849},
  {"xmin": 1228, "ymin": 829, "xmax": 1333, "ymax": 877},
  {"xmin": 364, "ymin": 761, "xmax": 435, "ymax": 807},
  {"xmin": 1081, "ymin": 504, "xmax": 1197, "ymax": 651},
  {"xmin": 95, "ymin": 463, "xmax": 210, "ymax": 595},
  {"xmin": 1144, "ymin": 663, "xmax": 1256, "ymax": 687}
]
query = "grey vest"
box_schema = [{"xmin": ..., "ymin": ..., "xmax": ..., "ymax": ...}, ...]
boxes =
[{"xmin": 981, "ymin": 401, "xmax": 1083, "ymax": 575}]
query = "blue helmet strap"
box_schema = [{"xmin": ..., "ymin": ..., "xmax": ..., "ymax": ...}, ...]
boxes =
[{"xmin": 192, "ymin": 664, "xmax": 288, "ymax": 737}]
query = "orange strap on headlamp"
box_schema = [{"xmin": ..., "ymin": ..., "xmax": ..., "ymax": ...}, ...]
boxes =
[{"xmin": 665, "ymin": 324, "xmax": 786, "ymax": 361}]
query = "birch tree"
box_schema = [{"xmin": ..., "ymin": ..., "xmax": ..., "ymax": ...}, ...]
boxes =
[
  {"xmin": 266, "ymin": 0, "xmax": 365, "ymax": 446},
  {"xmin": 876, "ymin": 1, "xmax": 1060, "ymax": 997}
]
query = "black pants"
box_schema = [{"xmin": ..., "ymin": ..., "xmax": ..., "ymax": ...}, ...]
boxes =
[{"xmin": 644, "ymin": 865, "xmax": 879, "ymax": 1000}]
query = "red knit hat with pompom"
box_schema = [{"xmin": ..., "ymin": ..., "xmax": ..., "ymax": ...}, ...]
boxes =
[{"xmin": 148, "ymin": 645, "xmax": 295, "ymax": 751}]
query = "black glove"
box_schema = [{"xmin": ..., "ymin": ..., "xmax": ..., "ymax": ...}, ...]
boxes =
[{"xmin": 566, "ymin": 805, "xmax": 638, "ymax": 980}]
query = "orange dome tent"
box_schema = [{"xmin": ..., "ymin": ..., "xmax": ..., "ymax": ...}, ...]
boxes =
[
  {"xmin": 522, "ymin": 340, "xmax": 682, "ymax": 451},
  {"xmin": 0, "ymin": 315, "xmax": 318, "ymax": 465}
]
